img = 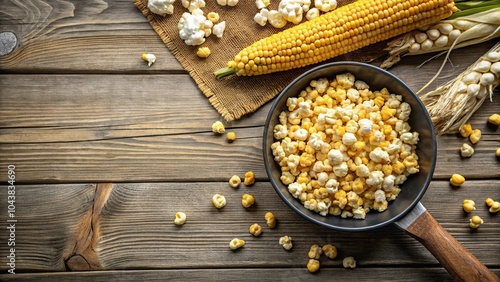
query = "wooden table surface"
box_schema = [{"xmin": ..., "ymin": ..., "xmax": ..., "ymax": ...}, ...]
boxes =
[{"xmin": 0, "ymin": 1, "xmax": 499, "ymax": 281}]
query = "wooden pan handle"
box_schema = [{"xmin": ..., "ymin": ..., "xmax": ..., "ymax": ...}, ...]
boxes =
[{"xmin": 405, "ymin": 209, "xmax": 499, "ymax": 282}]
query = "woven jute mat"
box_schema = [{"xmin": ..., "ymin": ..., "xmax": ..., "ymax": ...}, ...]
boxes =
[{"xmin": 134, "ymin": 0, "xmax": 386, "ymax": 121}]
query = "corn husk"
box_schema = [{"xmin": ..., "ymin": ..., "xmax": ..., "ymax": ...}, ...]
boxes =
[
  {"xmin": 381, "ymin": 7, "xmax": 500, "ymax": 69},
  {"xmin": 419, "ymin": 41, "xmax": 500, "ymax": 135}
]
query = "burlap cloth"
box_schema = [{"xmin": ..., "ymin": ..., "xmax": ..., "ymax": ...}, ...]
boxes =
[{"xmin": 134, "ymin": 0, "xmax": 387, "ymax": 121}]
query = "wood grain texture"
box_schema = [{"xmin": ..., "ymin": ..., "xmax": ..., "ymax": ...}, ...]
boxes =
[
  {"xmin": 0, "ymin": 180, "xmax": 497, "ymax": 274},
  {"xmin": 0, "ymin": 184, "xmax": 96, "ymax": 271},
  {"xmin": 2, "ymin": 268, "xmax": 499, "ymax": 282},
  {"xmin": 0, "ymin": 0, "xmax": 183, "ymax": 73}
]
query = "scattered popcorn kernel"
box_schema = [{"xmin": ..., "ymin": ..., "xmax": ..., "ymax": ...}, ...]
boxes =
[
  {"xmin": 496, "ymin": 148, "xmax": 500, "ymax": 157},
  {"xmin": 229, "ymin": 175, "xmax": 241, "ymax": 188},
  {"xmin": 308, "ymin": 244, "xmax": 323, "ymax": 259},
  {"xmin": 488, "ymin": 113, "xmax": 500, "ymax": 126},
  {"xmin": 462, "ymin": 200, "xmax": 476, "ymax": 213},
  {"xmin": 244, "ymin": 171, "xmax": 255, "ymax": 186},
  {"xmin": 450, "ymin": 174, "xmax": 465, "ymax": 187},
  {"xmin": 485, "ymin": 198, "xmax": 495, "ymax": 207},
  {"xmin": 459, "ymin": 123, "xmax": 473, "ymax": 138},
  {"xmin": 141, "ymin": 53, "xmax": 156, "ymax": 66},
  {"xmin": 469, "ymin": 129, "xmax": 481, "ymax": 144},
  {"xmin": 212, "ymin": 121, "xmax": 225, "ymax": 134},
  {"xmin": 489, "ymin": 201, "xmax": 500, "ymax": 213},
  {"xmin": 207, "ymin": 11, "xmax": 220, "ymax": 23},
  {"xmin": 469, "ymin": 215, "xmax": 483, "ymax": 229},
  {"xmin": 264, "ymin": 212, "xmax": 276, "ymax": 228},
  {"xmin": 212, "ymin": 194, "xmax": 226, "ymax": 208},
  {"xmin": 307, "ymin": 259, "xmax": 320, "ymax": 273},
  {"xmin": 279, "ymin": 235, "xmax": 293, "ymax": 250},
  {"xmin": 322, "ymin": 244, "xmax": 337, "ymax": 259},
  {"xmin": 249, "ymin": 223, "xmax": 263, "ymax": 236},
  {"xmin": 174, "ymin": 212, "xmax": 187, "ymax": 225},
  {"xmin": 226, "ymin": 131, "xmax": 236, "ymax": 142},
  {"xmin": 242, "ymin": 193, "xmax": 255, "ymax": 208},
  {"xmin": 460, "ymin": 143, "xmax": 474, "ymax": 158},
  {"xmin": 229, "ymin": 238, "xmax": 245, "ymax": 250},
  {"xmin": 342, "ymin": 256, "xmax": 356, "ymax": 269},
  {"xmin": 196, "ymin": 46, "xmax": 211, "ymax": 58}
]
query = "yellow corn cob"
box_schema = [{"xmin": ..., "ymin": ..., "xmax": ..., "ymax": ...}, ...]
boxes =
[{"xmin": 215, "ymin": 0, "xmax": 457, "ymax": 78}]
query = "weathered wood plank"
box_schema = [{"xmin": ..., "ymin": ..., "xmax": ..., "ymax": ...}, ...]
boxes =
[
  {"xmin": 2, "ymin": 268, "xmax": 500, "ymax": 281},
  {"xmin": 0, "ymin": 0, "xmax": 183, "ymax": 73},
  {"xmin": 0, "ymin": 184, "xmax": 96, "ymax": 272},
  {"xmin": 0, "ymin": 180, "xmax": 497, "ymax": 273}
]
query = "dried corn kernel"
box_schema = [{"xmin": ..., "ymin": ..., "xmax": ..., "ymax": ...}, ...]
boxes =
[
  {"xmin": 174, "ymin": 212, "xmax": 187, "ymax": 225},
  {"xmin": 489, "ymin": 201, "xmax": 500, "ymax": 213},
  {"xmin": 462, "ymin": 200, "xmax": 475, "ymax": 213},
  {"xmin": 488, "ymin": 113, "xmax": 500, "ymax": 126},
  {"xmin": 264, "ymin": 212, "xmax": 276, "ymax": 228},
  {"xmin": 196, "ymin": 47, "xmax": 211, "ymax": 58},
  {"xmin": 307, "ymin": 259, "xmax": 320, "ymax": 273},
  {"xmin": 226, "ymin": 131, "xmax": 236, "ymax": 142},
  {"xmin": 469, "ymin": 129, "xmax": 481, "ymax": 144},
  {"xmin": 450, "ymin": 174, "xmax": 465, "ymax": 187},
  {"xmin": 469, "ymin": 215, "xmax": 483, "ymax": 229},
  {"xmin": 342, "ymin": 256, "xmax": 356, "ymax": 269},
  {"xmin": 242, "ymin": 193, "xmax": 255, "ymax": 208},
  {"xmin": 212, "ymin": 194, "xmax": 226, "ymax": 208},
  {"xmin": 279, "ymin": 235, "xmax": 292, "ymax": 250},
  {"xmin": 229, "ymin": 175, "xmax": 241, "ymax": 188},
  {"xmin": 249, "ymin": 223, "xmax": 263, "ymax": 236},
  {"xmin": 308, "ymin": 244, "xmax": 323, "ymax": 259},
  {"xmin": 459, "ymin": 123, "xmax": 473, "ymax": 138},
  {"xmin": 322, "ymin": 244, "xmax": 337, "ymax": 259},
  {"xmin": 244, "ymin": 171, "xmax": 255, "ymax": 186},
  {"xmin": 207, "ymin": 12, "xmax": 220, "ymax": 23},
  {"xmin": 229, "ymin": 238, "xmax": 245, "ymax": 250},
  {"xmin": 485, "ymin": 198, "xmax": 495, "ymax": 207}
]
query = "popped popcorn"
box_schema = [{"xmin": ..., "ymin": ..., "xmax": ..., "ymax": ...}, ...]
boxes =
[{"xmin": 270, "ymin": 74, "xmax": 420, "ymax": 220}]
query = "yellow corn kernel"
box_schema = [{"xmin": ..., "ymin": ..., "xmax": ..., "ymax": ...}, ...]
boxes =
[
  {"xmin": 265, "ymin": 212, "xmax": 277, "ymax": 228},
  {"xmin": 226, "ymin": 131, "xmax": 236, "ymax": 142},
  {"xmin": 308, "ymin": 244, "xmax": 323, "ymax": 259},
  {"xmin": 450, "ymin": 174, "xmax": 465, "ymax": 187},
  {"xmin": 244, "ymin": 171, "xmax": 255, "ymax": 186},
  {"xmin": 485, "ymin": 198, "xmax": 495, "ymax": 207},
  {"xmin": 212, "ymin": 194, "xmax": 227, "ymax": 208},
  {"xmin": 229, "ymin": 175, "xmax": 241, "ymax": 188},
  {"xmin": 469, "ymin": 215, "xmax": 483, "ymax": 229},
  {"xmin": 207, "ymin": 12, "xmax": 220, "ymax": 23},
  {"xmin": 306, "ymin": 259, "xmax": 320, "ymax": 273},
  {"xmin": 229, "ymin": 238, "xmax": 245, "ymax": 250},
  {"xmin": 496, "ymin": 148, "xmax": 500, "ymax": 157},
  {"xmin": 459, "ymin": 123, "xmax": 473, "ymax": 138},
  {"xmin": 242, "ymin": 193, "xmax": 255, "ymax": 208},
  {"xmin": 489, "ymin": 201, "xmax": 500, "ymax": 213},
  {"xmin": 381, "ymin": 106, "xmax": 397, "ymax": 120},
  {"xmin": 322, "ymin": 244, "xmax": 338, "ymax": 259},
  {"xmin": 249, "ymin": 223, "xmax": 263, "ymax": 236},
  {"xmin": 196, "ymin": 47, "xmax": 211, "ymax": 58},
  {"xmin": 469, "ymin": 129, "xmax": 481, "ymax": 144},
  {"xmin": 462, "ymin": 200, "xmax": 475, "ymax": 213},
  {"xmin": 488, "ymin": 113, "xmax": 500, "ymax": 126},
  {"xmin": 393, "ymin": 162, "xmax": 405, "ymax": 175},
  {"xmin": 174, "ymin": 212, "xmax": 187, "ymax": 226}
]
